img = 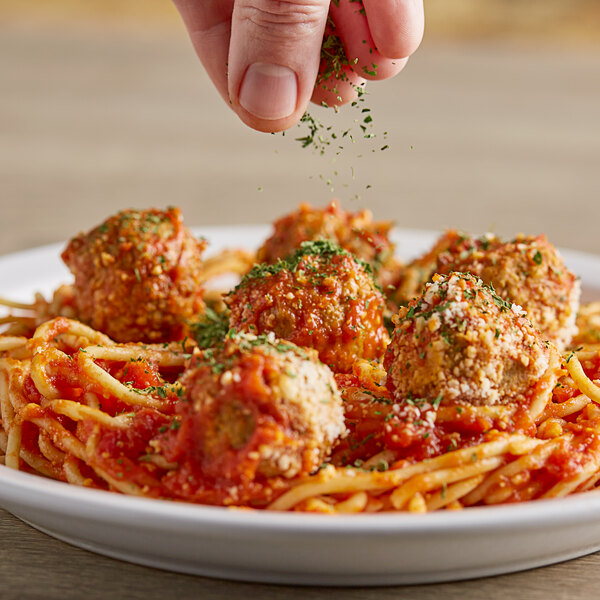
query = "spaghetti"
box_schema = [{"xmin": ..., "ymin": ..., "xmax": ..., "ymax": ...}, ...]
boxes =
[{"xmin": 1, "ymin": 204, "xmax": 600, "ymax": 514}]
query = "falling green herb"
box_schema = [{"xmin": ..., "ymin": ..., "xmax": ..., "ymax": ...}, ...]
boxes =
[{"xmin": 283, "ymin": 3, "xmax": 389, "ymax": 195}]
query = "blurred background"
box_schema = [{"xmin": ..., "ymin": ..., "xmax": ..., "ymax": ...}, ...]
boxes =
[{"xmin": 1, "ymin": 0, "xmax": 599, "ymax": 256}]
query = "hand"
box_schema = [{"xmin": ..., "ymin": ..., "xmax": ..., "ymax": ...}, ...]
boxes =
[{"xmin": 173, "ymin": 0, "xmax": 424, "ymax": 133}]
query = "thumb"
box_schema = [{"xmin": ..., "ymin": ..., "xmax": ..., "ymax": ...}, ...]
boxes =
[{"xmin": 228, "ymin": 0, "xmax": 330, "ymax": 133}]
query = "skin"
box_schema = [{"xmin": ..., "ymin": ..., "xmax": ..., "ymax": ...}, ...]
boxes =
[{"xmin": 172, "ymin": 0, "xmax": 424, "ymax": 132}]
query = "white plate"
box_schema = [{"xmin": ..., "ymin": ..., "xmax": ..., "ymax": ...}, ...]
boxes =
[{"xmin": 1, "ymin": 225, "xmax": 600, "ymax": 586}]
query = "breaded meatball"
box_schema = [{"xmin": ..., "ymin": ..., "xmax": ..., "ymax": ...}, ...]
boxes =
[
  {"xmin": 448, "ymin": 234, "xmax": 580, "ymax": 351},
  {"xmin": 394, "ymin": 231, "xmax": 580, "ymax": 350},
  {"xmin": 256, "ymin": 200, "xmax": 400, "ymax": 289},
  {"xmin": 163, "ymin": 333, "xmax": 345, "ymax": 505},
  {"xmin": 393, "ymin": 230, "xmax": 502, "ymax": 302},
  {"xmin": 226, "ymin": 240, "xmax": 389, "ymax": 373},
  {"xmin": 61, "ymin": 207, "xmax": 206, "ymax": 343},
  {"xmin": 385, "ymin": 273, "xmax": 559, "ymax": 406}
]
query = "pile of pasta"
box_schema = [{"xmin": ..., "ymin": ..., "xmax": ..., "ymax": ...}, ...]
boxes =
[
  {"xmin": 1, "ymin": 204, "xmax": 600, "ymax": 514},
  {"xmin": 284, "ymin": 345, "xmax": 600, "ymax": 513}
]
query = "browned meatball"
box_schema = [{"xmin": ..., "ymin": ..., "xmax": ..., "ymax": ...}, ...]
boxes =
[
  {"xmin": 226, "ymin": 240, "xmax": 389, "ymax": 373},
  {"xmin": 394, "ymin": 231, "xmax": 580, "ymax": 350},
  {"xmin": 449, "ymin": 234, "xmax": 580, "ymax": 351},
  {"xmin": 256, "ymin": 200, "xmax": 400, "ymax": 289},
  {"xmin": 384, "ymin": 272, "xmax": 559, "ymax": 407},
  {"xmin": 162, "ymin": 333, "xmax": 345, "ymax": 505},
  {"xmin": 393, "ymin": 230, "xmax": 502, "ymax": 302},
  {"xmin": 61, "ymin": 207, "xmax": 206, "ymax": 343}
]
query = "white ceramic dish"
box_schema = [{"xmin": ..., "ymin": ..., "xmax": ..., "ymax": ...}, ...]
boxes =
[{"xmin": 1, "ymin": 225, "xmax": 600, "ymax": 586}]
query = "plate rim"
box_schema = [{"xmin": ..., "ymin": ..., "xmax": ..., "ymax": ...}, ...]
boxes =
[{"xmin": 4, "ymin": 461, "xmax": 600, "ymax": 535}]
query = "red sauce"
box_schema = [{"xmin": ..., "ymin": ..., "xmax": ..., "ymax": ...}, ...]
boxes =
[
  {"xmin": 333, "ymin": 368, "xmax": 537, "ymax": 467},
  {"xmin": 228, "ymin": 251, "xmax": 388, "ymax": 373}
]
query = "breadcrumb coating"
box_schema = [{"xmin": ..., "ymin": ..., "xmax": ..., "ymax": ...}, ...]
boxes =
[
  {"xmin": 256, "ymin": 200, "xmax": 400, "ymax": 289},
  {"xmin": 393, "ymin": 231, "xmax": 580, "ymax": 350},
  {"xmin": 177, "ymin": 333, "xmax": 345, "ymax": 486},
  {"xmin": 61, "ymin": 207, "xmax": 206, "ymax": 343},
  {"xmin": 385, "ymin": 272, "xmax": 559, "ymax": 406},
  {"xmin": 227, "ymin": 241, "xmax": 389, "ymax": 373}
]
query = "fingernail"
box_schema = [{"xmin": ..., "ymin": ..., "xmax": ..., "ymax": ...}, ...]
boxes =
[{"xmin": 239, "ymin": 63, "xmax": 297, "ymax": 120}]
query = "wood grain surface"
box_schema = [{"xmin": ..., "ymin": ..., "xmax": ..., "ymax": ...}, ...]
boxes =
[{"xmin": 1, "ymin": 21, "xmax": 600, "ymax": 600}]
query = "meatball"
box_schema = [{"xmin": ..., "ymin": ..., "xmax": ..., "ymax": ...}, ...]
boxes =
[
  {"xmin": 256, "ymin": 200, "xmax": 400, "ymax": 289},
  {"xmin": 393, "ymin": 230, "xmax": 502, "ymax": 302},
  {"xmin": 61, "ymin": 207, "xmax": 206, "ymax": 343},
  {"xmin": 164, "ymin": 333, "xmax": 345, "ymax": 505},
  {"xmin": 385, "ymin": 272, "xmax": 559, "ymax": 407},
  {"xmin": 448, "ymin": 234, "xmax": 580, "ymax": 351},
  {"xmin": 394, "ymin": 231, "xmax": 580, "ymax": 350},
  {"xmin": 226, "ymin": 240, "xmax": 389, "ymax": 373}
]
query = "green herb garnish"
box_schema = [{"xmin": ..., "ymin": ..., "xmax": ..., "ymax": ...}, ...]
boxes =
[{"xmin": 190, "ymin": 307, "xmax": 229, "ymax": 349}]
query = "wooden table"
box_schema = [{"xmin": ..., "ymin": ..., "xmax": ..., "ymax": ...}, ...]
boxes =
[{"xmin": 1, "ymin": 22, "xmax": 600, "ymax": 600}]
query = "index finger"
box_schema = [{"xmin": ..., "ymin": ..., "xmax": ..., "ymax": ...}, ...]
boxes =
[
  {"xmin": 363, "ymin": 0, "xmax": 424, "ymax": 59},
  {"xmin": 172, "ymin": 0, "xmax": 234, "ymax": 103}
]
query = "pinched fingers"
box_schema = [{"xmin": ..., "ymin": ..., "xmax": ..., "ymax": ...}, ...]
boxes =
[
  {"xmin": 330, "ymin": 0, "xmax": 422, "ymax": 83},
  {"xmin": 173, "ymin": 0, "xmax": 424, "ymax": 129}
]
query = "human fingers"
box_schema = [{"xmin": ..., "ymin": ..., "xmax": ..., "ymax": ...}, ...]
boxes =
[
  {"xmin": 228, "ymin": 0, "xmax": 330, "ymax": 133},
  {"xmin": 363, "ymin": 0, "xmax": 424, "ymax": 59},
  {"xmin": 329, "ymin": 0, "xmax": 413, "ymax": 82},
  {"xmin": 172, "ymin": 0, "xmax": 234, "ymax": 104},
  {"xmin": 311, "ymin": 67, "xmax": 365, "ymax": 108},
  {"xmin": 309, "ymin": 14, "xmax": 365, "ymax": 107}
]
